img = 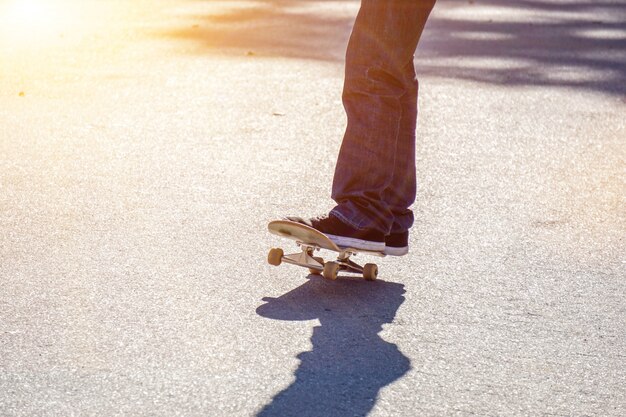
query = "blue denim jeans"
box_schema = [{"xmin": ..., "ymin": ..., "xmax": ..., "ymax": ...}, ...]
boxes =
[{"xmin": 330, "ymin": 0, "xmax": 436, "ymax": 235}]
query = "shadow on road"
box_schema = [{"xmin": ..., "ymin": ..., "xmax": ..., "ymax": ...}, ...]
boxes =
[
  {"xmin": 163, "ymin": 0, "xmax": 354, "ymax": 61},
  {"xmin": 255, "ymin": 275, "xmax": 409, "ymax": 417},
  {"xmin": 417, "ymin": 0, "xmax": 626, "ymax": 96},
  {"xmin": 163, "ymin": 0, "xmax": 626, "ymax": 96}
]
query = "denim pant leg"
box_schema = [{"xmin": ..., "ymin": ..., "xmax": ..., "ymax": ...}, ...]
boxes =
[
  {"xmin": 384, "ymin": 61, "xmax": 418, "ymax": 234},
  {"xmin": 330, "ymin": 0, "xmax": 436, "ymax": 234}
]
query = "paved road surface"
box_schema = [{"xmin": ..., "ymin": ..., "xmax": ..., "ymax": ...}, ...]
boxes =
[{"xmin": 1, "ymin": 0, "xmax": 625, "ymax": 415}]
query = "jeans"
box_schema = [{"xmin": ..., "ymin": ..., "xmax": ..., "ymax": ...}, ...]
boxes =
[{"xmin": 330, "ymin": 0, "xmax": 436, "ymax": 235}]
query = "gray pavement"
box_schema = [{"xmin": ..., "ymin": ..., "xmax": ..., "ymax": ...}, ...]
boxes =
[{"xmin": 1, "ymin": 0, "xmax": 625, "ymax": 416}]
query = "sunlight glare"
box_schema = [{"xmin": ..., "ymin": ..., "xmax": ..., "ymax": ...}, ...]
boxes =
[{"xmin": 1, "ymin": 0, "xmax": 70, "ymax": 43}]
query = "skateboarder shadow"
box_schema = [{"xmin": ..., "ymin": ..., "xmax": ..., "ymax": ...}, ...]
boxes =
[{"xmin": 256, "ymin": 275, "xmax": 409, "ymax": 417}]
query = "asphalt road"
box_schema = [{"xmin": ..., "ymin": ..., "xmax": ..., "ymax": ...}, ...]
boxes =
[{"xmin": 1, "ymin": 0, "xmax": 625, "ymax": 416}]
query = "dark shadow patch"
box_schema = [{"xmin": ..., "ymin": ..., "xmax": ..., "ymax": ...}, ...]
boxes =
[
  {"xmin": 160, "ymin": 0, "xmax": 626, "ymax": 96},
  {"xmin": 416, "ymin": 0, "xmax": 626, "ymax": 96},
  {"xmin": 256, "ymin": 275, "xmax": 409, "ymax": 417}
]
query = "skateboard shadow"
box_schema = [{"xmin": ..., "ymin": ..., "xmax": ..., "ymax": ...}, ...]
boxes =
[{"xmin": 255, "ymin": 275, "xmax": 409, "ymax": 417}]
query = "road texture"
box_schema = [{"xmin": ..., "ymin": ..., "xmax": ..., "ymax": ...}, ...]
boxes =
[{"xmin": 1, "ymin": 0, "xmax": 625, "ymax": 416}]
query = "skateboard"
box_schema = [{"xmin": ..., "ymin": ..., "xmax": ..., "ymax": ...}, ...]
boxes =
[{"xmin": 267, "ymin": 220, "xmax": 385, "ymax": 281}]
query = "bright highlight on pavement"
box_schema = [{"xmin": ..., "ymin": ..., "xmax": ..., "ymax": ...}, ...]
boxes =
[
  {"xmin": 2, "ymin": 0, "xmax": 55, "ymax": 31},
  {"xmin": 0, "ymin": 0, "xmax": 78, "ymax": 43}
]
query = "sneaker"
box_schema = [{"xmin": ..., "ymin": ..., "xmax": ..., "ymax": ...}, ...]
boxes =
[
  {"xmin": 385, "ymin": 231, "xmax": 409, "ymax": 256},
  {"xmin": 285, "ymin": 214, "xmax": 385, "ymax": 252}
]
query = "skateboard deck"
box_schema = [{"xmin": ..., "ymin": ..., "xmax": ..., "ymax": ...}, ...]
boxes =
[{"xmin": 267, "ymin": 220, "xmax": 384, "ymax": 281}]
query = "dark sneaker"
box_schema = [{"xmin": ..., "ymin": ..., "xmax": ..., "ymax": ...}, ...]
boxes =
[
  {"xmin": 385, "ymin": 231, "xmax": 409, "ymax": 256},
  {"xmin": 285, "ymin": 214, "xmax": 385, "ymax": 252}
]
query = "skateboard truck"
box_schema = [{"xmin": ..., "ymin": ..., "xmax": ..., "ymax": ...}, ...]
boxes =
[
  {"xmin": 280, "ymin": 242, "xmax": 324, "ymax": 272},
  {"xmin": 268, "ymin": 243, "xmax": 378, "ymax": 281},
  {"xmin": 267, "ymin": 219, "xmax": 381, "ymax": 281}
]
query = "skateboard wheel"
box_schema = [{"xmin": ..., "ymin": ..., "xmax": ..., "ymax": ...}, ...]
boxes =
[
  {"xmin": 363, "ymin": 263, "xmax": 378, "ymax": 281},
  {"xmin": 323, "ymin": 261, "xmax": 340, "ymax": 280},
  {"xmin": 308, "ymin": 256, "xmax": 324, "ymax": 275},
  {"xmin": 268, "ymin": 248, "xmax": 284, "ymax": 266}
]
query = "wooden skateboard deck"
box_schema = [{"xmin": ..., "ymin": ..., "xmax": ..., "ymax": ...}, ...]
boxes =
[{"xmin": 267, "ymin": 220, "xmax": 383, "ymax": 281}]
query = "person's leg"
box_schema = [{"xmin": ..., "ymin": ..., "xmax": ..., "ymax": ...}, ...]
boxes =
[
  {"xmin": 330, "ymin": 0, "xmax": 436, "ymax": 235},
  {"xmin": 380, "ymin": 61, "xmax": 418, "ymax": 256},
  {"xmin": 384, "ymin": 60, "xmax": 418, "ymax": 235}
]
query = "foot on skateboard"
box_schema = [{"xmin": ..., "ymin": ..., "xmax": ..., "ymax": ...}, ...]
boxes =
[{"xmin": 267, "ymin": 219, "xmax": 384, "ymax": 281}]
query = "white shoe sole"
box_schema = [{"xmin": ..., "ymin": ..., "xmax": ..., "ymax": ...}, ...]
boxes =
[
  {"xmin": 384, "ymin": 246, "xmax": 409, "ymax": 257},
  {"xmin": 326, "ymin": 234, "xmax": 385, "ymax": 252}
]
